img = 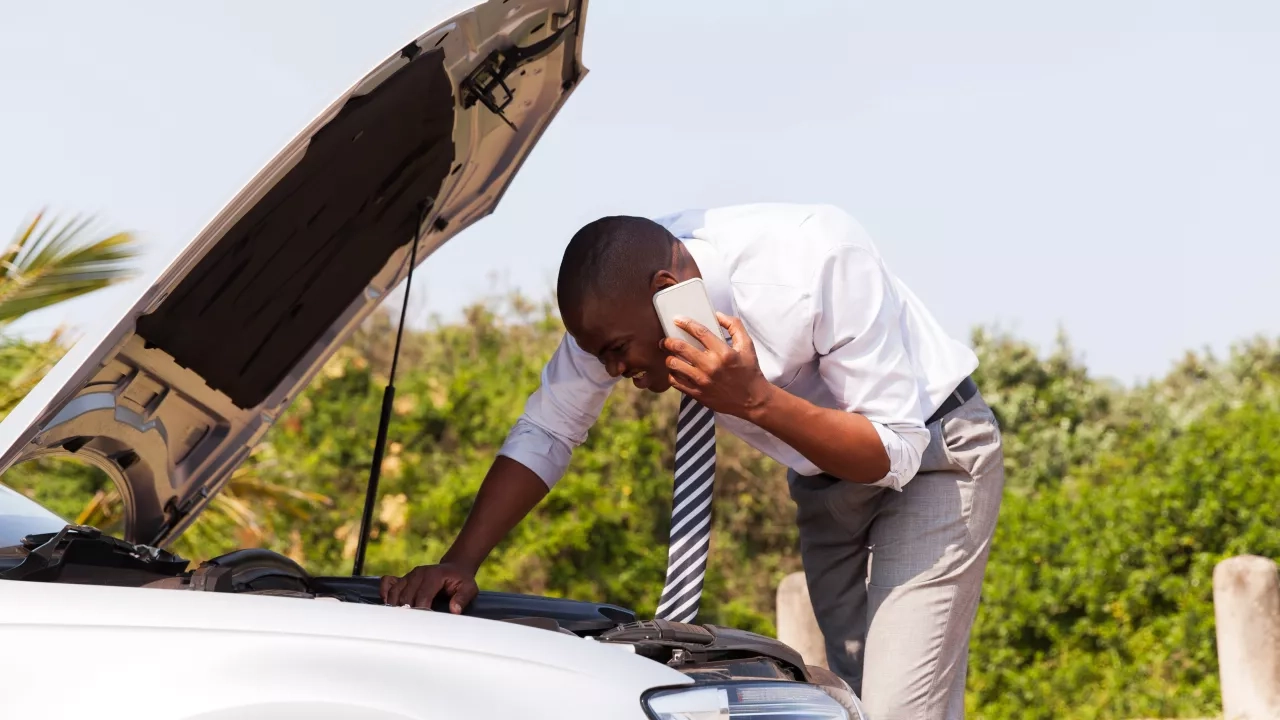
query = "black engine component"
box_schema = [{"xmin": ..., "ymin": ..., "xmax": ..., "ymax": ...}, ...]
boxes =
[
  {"xmin": 0, "ymin": 525, "xmax": 189, "ymax": 583},
  {"xmin": 138, "ymin": 548, "xmax": 314, "ymax": 594},
  {"xmin": 141, "ymin": 564, "xmax": 234, "ymax": 592},
  {"xmin": 498, "ymin": 616, "xmax": 579, "ymax": 637},
  {"xmin": 198, "ymin": 548, "xmax": 313, "ymax": 593},
  {"xmin": 598, "ymin": 620, "xmax": 813, "ymax": 683},
  {"xmin": 597, "ymin": 618, "xmax": 715, "ymax": 645},
  {"xmin": 677, "ymin": 657, "xmax": 797, "ymax": 683},
  {"xmin": 0, "ymin": 527, "xmax": 322, "ymax": 598},
  {"xmin": 311, "ymin": 574, "xmax": 637, "ymax": 633}
]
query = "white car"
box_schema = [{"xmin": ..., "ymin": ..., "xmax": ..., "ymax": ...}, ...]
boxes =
[{"xmin": 0, "ymin": 1, "xmax": 868, "ymax": 718}]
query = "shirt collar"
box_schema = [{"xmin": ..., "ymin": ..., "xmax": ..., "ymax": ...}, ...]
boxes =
[
  {"xmin": 655, "ymin": 208, "xmax": 736, "ymax": 315},
  {"xmin": 679, "ymin": 236, "xmax": 735, "ymax": 317}
]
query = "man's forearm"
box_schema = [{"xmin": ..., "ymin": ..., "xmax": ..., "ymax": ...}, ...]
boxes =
[
  {"xmin": 440, "ymin": 455, "xmax": 549, "ymax": 572},
  {"xmin": 744, "ymin": 385, "xmax": 892, "ymax": 484}
]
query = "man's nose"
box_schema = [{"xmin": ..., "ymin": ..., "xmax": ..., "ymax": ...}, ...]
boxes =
[{"xmin": 606, "ymin": 359, "xmax": 625, "ymax": 378}]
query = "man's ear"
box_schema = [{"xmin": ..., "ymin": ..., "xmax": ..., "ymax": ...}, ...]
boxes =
[{"xmin": 650, "ymin": 268, "xmax": 680, "ymax": 295}]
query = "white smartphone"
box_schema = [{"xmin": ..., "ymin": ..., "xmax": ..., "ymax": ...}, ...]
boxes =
[{"xmin": 652, "ymin": 277, "xmax": 727, "ymax": 351}]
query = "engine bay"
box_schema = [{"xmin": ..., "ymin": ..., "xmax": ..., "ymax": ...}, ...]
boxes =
[{"xmin": 0, "ymin": 524, "xmax": 822, "ymax": 685}]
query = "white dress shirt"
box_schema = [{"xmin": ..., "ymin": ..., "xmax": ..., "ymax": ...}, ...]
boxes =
[{"xmin": 497, "ymin": 203, "xmax": 979, "ymax": 491}]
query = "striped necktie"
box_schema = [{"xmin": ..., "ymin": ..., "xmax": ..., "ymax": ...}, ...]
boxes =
[{"xmin": 655, "ymin": 393, "xmax": 717, "ymax": 624}]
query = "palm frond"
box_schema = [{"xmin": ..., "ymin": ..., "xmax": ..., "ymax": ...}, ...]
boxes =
[
  {"xmin": 0, "ymin": 210, "xmax": 141, "ymax": 327},
  {"xmin": 225, "ymin": 472, "xmax": 334, "ymax": 506}
]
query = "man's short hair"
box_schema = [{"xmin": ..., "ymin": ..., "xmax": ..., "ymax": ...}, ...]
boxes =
[{"xmin": 556, "ymin": 215, "xmax": 678, "ymax": 321}]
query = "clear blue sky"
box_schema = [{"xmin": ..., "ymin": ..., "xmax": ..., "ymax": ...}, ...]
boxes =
[{"xmin": 2, "ymin": 1, "xmax": 1277, "ymax": 385}]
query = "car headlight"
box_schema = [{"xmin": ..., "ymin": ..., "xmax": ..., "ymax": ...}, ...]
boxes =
[{"xmin": 643, "ymin": 681, "xmax": 868, "ymax": 720}]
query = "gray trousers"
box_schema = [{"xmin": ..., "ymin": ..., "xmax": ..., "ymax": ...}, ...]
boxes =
[{"xmin": 787, "ymin": 390, "xmax": 1004, "ymax": 720}]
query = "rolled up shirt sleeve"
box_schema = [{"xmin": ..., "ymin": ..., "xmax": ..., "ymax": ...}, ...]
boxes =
[
  {"xmin": 806, "ymin": 211, "xmax": 930, "ymax": 491},
  {"xmin": 496, "ymin": 332, "xmax": 617, "ymax": 488}
]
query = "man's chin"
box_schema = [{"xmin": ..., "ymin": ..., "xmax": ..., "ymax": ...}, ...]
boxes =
[
  {"xmin": 633, "ymin": 373, "xmax": 671, "ymax": 393},
  {"xmin": 647, "ymin": 378, "xmax": 673, "ymax": 394}
]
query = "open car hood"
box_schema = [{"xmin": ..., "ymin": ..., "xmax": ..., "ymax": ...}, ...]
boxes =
[{"xmin": 0, "ymin": 0, "xmax": 589, "ymax": 547}]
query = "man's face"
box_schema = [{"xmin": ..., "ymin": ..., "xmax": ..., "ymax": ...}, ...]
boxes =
[{"xmin": 566, "ymin": 283, "xmax": 678, "ymax": 394}]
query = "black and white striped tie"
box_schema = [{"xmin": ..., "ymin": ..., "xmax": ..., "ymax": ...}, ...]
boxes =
[{"xmin": 655, "ymin": 393, "xmax": 717, "ymax": 624}]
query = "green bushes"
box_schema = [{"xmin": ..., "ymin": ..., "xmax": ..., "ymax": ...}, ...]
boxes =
[{"xmin": 969, "ymin": 395, "xmax": 1280, "ymax": 718}]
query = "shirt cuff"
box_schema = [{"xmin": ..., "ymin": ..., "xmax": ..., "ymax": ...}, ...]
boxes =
[
  {"xmin": 496, "ymin": 417, "xmax": 574, "ymax": 489},
  {"xmin": 865, "ymin": 421, "xmax": 926, "ymax": 491}
]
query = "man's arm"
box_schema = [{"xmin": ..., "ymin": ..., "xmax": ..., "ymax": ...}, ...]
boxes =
[
  {"xmin": 382, "ymin": 334, "xmax": 615, "ymax": 609},
  {"xmin": 664, "ymin": 213, "xmax": 928, "ymax": 489},
  {"xmin": 665, "ymin": 313, "xmax": 903, "ymax": 485},
  {"xmin": 440, "ymin": 457, "xmax": 549, "ymax": 573},
  {"xmin": 383, "ymin": 455, "xmax": 547, "ymax": 609},
  {"xmin": 800, "ymin": 225, "xmax": 930, "ymax": 489},
  {"xmin": 745, "ymin": 386, "xmax": 893, "ymax": 484}
]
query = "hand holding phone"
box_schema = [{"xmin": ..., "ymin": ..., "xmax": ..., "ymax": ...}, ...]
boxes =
[
  {"xmin": 653, "ymin": 278, "xmax": 773, "ymax": 418},
  {"xmin": 652, "ymin": 278, "xmax": 726, "ymax": 351}
]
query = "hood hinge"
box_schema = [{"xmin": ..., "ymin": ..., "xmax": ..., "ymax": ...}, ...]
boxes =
[{"xmin": 460, "ymin": 8, "xmax": 580, "ymax": 131}]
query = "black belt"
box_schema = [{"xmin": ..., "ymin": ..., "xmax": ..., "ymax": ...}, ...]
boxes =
[{"xmin": 927, "ymin": 376, "xmax": 978, "ymax": 425}]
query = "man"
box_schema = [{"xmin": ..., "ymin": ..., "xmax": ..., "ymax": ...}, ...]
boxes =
[{"xmin": 381, "ymin": 203, "xmax": 1004, "ymax": 719}]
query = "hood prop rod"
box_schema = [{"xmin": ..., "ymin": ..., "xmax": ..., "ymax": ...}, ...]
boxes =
[{"xmin": 352, "ymin": 208, "xmax": 427, "ymax": 577}]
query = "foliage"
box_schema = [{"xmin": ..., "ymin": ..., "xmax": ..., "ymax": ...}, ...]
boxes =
[
  {"xmin": 0, "ymin": 209, "xmax": 138, "ymax": 413},
  {"xmin": 968, "ymin": 391, "xmax": 1280, "ymax": 719},
  {"xmin": 2, "ymin": 291, "xmax": 1279, "ymax": 719},
  {"xmin": 967, "ymin": 326, "xmax": 1149, "ymax": 493},
  {"xmin": 0, "ymin": 333, "xmax": 68, "ymax": 417},
  {"xmin": 0, "ymin": 210, "xmax": 140, "ymax": 327}
]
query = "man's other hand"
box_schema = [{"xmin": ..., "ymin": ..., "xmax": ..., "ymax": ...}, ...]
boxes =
[{"xmin": 380, "ymin": 563, "xmax": 479, "ymax": 613}]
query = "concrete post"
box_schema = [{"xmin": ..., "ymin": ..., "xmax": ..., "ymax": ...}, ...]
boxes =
[
  {"xmin": 1213, "ymin": 555, "xmax": 1280, "ymax": 720},
  {"xmin": 776, "ymin": 571, "xmax": 828, "ymax": 669}
]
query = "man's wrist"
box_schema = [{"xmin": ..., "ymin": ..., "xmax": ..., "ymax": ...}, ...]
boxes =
[
  {"xmin": 742, "ymin": 382, "xmax": 784, "ymax": 425},
  {"xmin": 440, "ymin": 545, "xmax": 483, "ymax": 575}
]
